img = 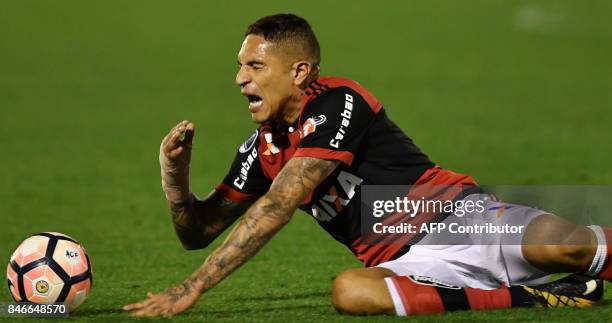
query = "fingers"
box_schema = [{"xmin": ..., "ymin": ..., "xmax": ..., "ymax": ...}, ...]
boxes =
[
  {"xmin": 131, "ymin": 307, "xmax": 162, "ymax": 318},
  {"xmin": 125, "ymin": 301, "xmax": 173, "ymax": 318},
  {"xmin": 123, "ymin": 298, "xmax": 152, "ymax": 311},
  {"xmin": 123, "ymin": 290, "xmax": 158, "ymax": 310},
  {"xmin": 163, "ymin": 121, "xmax": 188, "ymax": 144},
  {"xmin": 162, "ymin": 120, "xmax": 196, "ymax": 157},
  {"xmin": 123, "ymin": 293, "xmax": 164, "ymax": 317},
  {"xmin": 123, "ymin": 286, "xmax": 195, "ymax": 318},
  {"xmin": 165, "ymin": 123, "xmax": 187, "ymax": 151},
  {"xmin": 170, "ymin": 120, "xmax": 189, "ymax": 133},
  {"xmin": 182, "ymin": 122, "xmax": 196, "ymax": 148}
]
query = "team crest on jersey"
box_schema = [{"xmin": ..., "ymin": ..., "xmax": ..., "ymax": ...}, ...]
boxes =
[
  {"xmin": 408, "ymin": 275, "xmax": 461, "ymax": 290},
  {"xmin": 301, "ymin": 115, "xmax": 326, "ymax": 138},
  {"xmin": 239, "ymin": 130, "xmax": 259, "ymax": 153}
]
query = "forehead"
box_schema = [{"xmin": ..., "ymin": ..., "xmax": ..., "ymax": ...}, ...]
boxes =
[
  {"xmin": 238, "ymin": 35, "xmax": 294, "ymax": 66},
  {"xmin": 238, "ymin": 35, "xmax": 273, "ymax": 61}
]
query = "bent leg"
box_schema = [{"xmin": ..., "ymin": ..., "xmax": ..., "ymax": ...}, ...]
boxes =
[
  {"xmin": 332, "ymin": 267, "xmax": 534, "ymax": 316},
  {"xmin": 522, "ymin": 214, "xmax": 598, "ymax": 273},
  {"xmin": 332, "ymin": 267, "xmax": 396, "ymax": 315}
]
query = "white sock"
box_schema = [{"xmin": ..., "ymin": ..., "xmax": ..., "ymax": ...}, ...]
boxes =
[
  {"xmin": 384, "ymin": 277, "xmax": 407, "ymax": 316},
  {"xmin": 586, "ymin": 225, "xmax": 607, "ymax": 276}
]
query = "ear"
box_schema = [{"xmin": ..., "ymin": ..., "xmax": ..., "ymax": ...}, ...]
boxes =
[{"xmin": 291, "ymin": 60, "xmax": 313, "ymax": 87}]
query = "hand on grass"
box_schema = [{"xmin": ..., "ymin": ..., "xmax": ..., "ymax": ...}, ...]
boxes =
[{"xmin": 123, "ymin": 280, "xmax": 201, "ymax": 318}]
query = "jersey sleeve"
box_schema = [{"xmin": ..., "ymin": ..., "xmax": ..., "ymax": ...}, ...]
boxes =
[
  {"xmin": 216, "ymin": 129, "xmax": 271, "ymax": 202},
  {"xmin": 294, "ymin": 87, "xmax": 378, "ymax": 166}
]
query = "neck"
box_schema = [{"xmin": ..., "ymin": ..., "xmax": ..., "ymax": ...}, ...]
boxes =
[{"xmin": 279, "ymin": 90, "xmax": 305, "ymax": 124}]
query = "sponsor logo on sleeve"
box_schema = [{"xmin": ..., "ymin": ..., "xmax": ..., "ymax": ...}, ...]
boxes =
[
  {"xmin": 329, "ymin": 93, "xmax": 353, "ymax": 148},
  {"xmin": 233, "ymin": 148, "xmax": 258, "ymax": 190},
  {"xmin": 239, "ymin": 129, "xmax": 259, "ymax": 153}
]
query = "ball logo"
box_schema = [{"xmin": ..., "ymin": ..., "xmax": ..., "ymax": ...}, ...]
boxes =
[
  {"xmin": 35, "ymin": 280, "xmax": 50, "ymax": 295},
  {"xmin": 65, "ymin": 248, "xmax": 82, "ymax": 265}
]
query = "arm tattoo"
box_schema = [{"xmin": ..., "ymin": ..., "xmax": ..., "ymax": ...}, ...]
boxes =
[
  {"xmin": 169, "ymin": 192, "xmax": 250, "ymax": 250},
  {"xmin": 169, "ymin": 195, "xmax": 198, "ymax": 234},
  {"xmin": 187, "ymin": 157, "xmax": 338, "ymax": 293},
  {"xmin": 166, "ymin": 281, "xmax": 194, "ymax": 303}
]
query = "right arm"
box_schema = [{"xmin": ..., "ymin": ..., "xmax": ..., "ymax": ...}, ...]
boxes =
[
  {"xmin": 168, "ymin": 190, "xmax": 252, "ymax": 250},
  {"xmin": 160, "ymin": 120, "xmax": 253, "ymax": 250}
]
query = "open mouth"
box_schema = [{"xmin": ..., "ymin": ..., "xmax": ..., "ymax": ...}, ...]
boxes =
[
  {"xmin": 247, "ymin": 94, "xmax": 263, "ymax": 111},
  {"xmin": 248, "ymin": 94, "xmax": 262, "ymax": 103}
]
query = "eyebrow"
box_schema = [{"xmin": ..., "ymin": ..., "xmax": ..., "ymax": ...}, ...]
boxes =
[{"xmin": 238, "ymin": 60, "xmax": 265, "ymax": 66}]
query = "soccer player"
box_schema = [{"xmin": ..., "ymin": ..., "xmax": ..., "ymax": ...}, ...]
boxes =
[{"xmin": 124, "ymin": 14, "xmax": 611, "ymax": 317}]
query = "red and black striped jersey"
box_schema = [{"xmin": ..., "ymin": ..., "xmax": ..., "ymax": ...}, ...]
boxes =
[{"xmin": 216, "ymin": 76, "xmax": 476, "ymax": 267}]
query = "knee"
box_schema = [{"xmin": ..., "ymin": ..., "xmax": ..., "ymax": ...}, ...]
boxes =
[
  {"xmin": 332, "ymin": 269, "xmax": 363, "ymax": 315},
  {"xmin": 523, "ymin": 244, "xmax": 595, "ymax": 272},
  {"xmin": 522, "ymin": 215, "xmax": 597, "ymax": 272},
  {"xmin": 554, "ymin": 245, "xmax": 596, "ymax": 269},
  {"xmin": 331, "ymin": 268, "xmax": 396, "ymax": 315}
]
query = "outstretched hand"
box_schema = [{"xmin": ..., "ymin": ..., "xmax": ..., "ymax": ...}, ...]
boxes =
[{"xmin": 123, "ymin": 280, "xmax": 201, "ymax": 318}]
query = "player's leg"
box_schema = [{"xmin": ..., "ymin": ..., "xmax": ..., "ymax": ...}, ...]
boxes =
[
  {"xmin": 520, "ymin": 213, "xmax": 612, "ymax": 279},
  {"xmin": 332, "ymin": 267, "xmax": 540, "ymax": 316},
  {"xmin": 476, "ymin": 198, "xmax": 610, "ymax": 283},
  {"xmin": 331, "ymin": 267, "xmax": 395, "ymax": 315}
]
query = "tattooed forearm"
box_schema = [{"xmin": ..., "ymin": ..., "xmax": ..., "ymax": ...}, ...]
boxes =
[
  {"xmin": 168, "ymin": 194, "xmax": 202, "ymax": 248},
  {"xmin": 169, "ymin": 190, "xmax": 252, "ymax": 250},
  {"xmin": 186, "ymin": 157, "xmax": 338, "ymax": 293}
]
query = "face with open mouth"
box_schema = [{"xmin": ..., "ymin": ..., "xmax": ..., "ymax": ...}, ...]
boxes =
[
  {"xmin": 236, "ymin": 35, "xmax": 296, "ymax": 124},
  {"xmin": 246, "ymin": 94, "xmax": 264, "ymax": 114}
]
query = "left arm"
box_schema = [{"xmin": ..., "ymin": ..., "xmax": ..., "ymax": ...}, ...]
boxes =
[
  {"xmin": 191, "ymin": 156, "xmax": 338, "ymax": 293},
  {"xmin": 124, "ymin": 157, "xmax": 338, "ymax": 317}
]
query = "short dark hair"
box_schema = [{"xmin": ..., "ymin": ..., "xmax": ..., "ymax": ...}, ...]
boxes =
[{"xmin": 245, "ymin": 13, "xmax": 320, "ymax": 67}]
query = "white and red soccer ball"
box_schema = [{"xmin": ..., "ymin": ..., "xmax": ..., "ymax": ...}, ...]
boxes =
[{"xmin": 6, "ymin": 232, "xmax": 93, "ymax": 310}]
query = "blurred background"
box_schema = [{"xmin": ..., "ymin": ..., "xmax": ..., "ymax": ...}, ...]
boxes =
[{"xmin": 1, "ymin": 1, "xmax": 611, "ymax": 321}]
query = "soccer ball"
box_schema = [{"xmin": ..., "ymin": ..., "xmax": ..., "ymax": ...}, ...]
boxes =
[{"xmin": 6, "ymin": 232, "xmax": 93, "ymax": 310}]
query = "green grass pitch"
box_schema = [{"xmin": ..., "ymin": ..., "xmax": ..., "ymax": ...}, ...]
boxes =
[{"xmin": 1, "ymin": 1, "xmax": 611, "ymax": 322}]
